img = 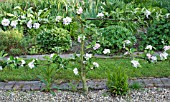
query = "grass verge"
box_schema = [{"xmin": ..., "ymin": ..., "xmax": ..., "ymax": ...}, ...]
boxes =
[{"xmin": 0, "ymin": 58, "xmax": 169, "ymax": 81}]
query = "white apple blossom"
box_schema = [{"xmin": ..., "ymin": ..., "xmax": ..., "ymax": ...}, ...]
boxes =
[
  {"xmin": 145, "ymin": 45, "xmax": 153, "ymax": 50},
  {"xmin": 27, "ymin": 20, "xmax": 32, "ymax": 29},
  {"xmin": 63, "ymin": 17, "xmax": 72, "ymax": 25},
  {"xmin": 146, "ymin": 53, "xmax": 152, "ymax": 59},
  {"xmin": 145, "ymin": 10, "xmax": 151, "ymax": 18},
  {"xmin": 164, "ymin": 46, "xmax": 170, "ymax": 51},
  {"xmin": 78, "ymin": 35, "xmax": 85, "ymax": 43},
  {"xmin": 77, "ymin": 7, "xmax": 83, "ymax": 14},
  {"xmin": 160, "ymin": 52, "xmax": 168, "ymax": 60},
  {"xmin": 131, "ymin": 60, "xmax": 140, "ymax": 68},
  {"xmin": 0, "ymin": 66, "xmax": 2, "ymax": 70},
  {"xmin": 93, "ymin": 43, "xmax": 100, "ymax": 50},
  {"xmin": 97, "ymin": 13, "xmax": 104, "ymax": 18},
  {"xmin": 7, "ymin": 58, "xmax": 10, "ymax": 61},
  {"xmin": 33, "ymin": 23, "xmax": 40, "ymax": 29},
  {"xmin": 10, "ymin": 20, "xmax": 18, "ymax": 28},
  {"xmin": 84, "ymin": 53, "xmax": 92, "ymax": 60},
  {"xmin": 103, "ymin": 49, "xmax": 110, "ymax": 54},
  {"xmin": 124, "ymin": 52, "xmax": 129, "ymax": 55},
  {"xmin": 1, "ymin": 18, "xmax": 10, "ymax": 26},
  {"xmin": 73, "ymin": 68, "xmax": 78, "ymax": 75},
  {"xmin": 50, "ymin": 53, "xmax": 55, "ymax": 58},
  {"xmin": 166, "ymin": 13, "xmax": 170, "ymax": 18},
  {"xmin": 123, "ymin": 40, "xmax": 131, "ymax": 48},
  {"xmin": 93, "ymin": 62, "xmax": 99, "ymax": 68},
  {"xmin": 28, "ymin": 60, "xmax": 35, "ymax": 69},
  {"xmin": 124, "ymin": 40, "xmax": 131, "ymax": 44},
  {"xmin": 151, "ymin": 56, "xmax": 157, "ymax": 62},
  {"xmin": 21, "ymin": 60, "xmax": 26, "ymax": 67},
  {"xmin": 55, "ymin": 16, "xmax": 62, "ymax": 22},
  {"xmin": 83, "ymin": 61, "xmax": 86, "ymax": 64}
]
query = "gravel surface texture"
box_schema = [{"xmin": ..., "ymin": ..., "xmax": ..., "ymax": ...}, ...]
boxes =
[{"xmin": 0, "ymin": 87, "xmax": 169, "ymax": 102}]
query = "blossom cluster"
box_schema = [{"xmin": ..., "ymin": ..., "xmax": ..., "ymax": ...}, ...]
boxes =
[{"xmin": 1, "ymin": 18, "xmax": 18, "ymax": 28}]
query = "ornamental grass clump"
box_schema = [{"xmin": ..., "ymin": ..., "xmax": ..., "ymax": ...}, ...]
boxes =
[{"xmin": 107, "ymin": 67, "xmax": 129, "ymax": 96}]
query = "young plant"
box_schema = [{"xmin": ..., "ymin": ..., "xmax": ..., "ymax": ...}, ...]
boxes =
[
  {"xmin": 72, "ymin": 6, "xmax": 100, "ymax": 95},
  {"xmin": 107, "ymin": 67, "xmax": 129, "ymax": 96},
  {"xmin": 37, "ymin": 53, "xmax": 68, "ymax": 95},
  {"xmin": 0, "ymin": 50, "xmax": 8, "ymax": 70},
  {"xmin": 129, "ymin": 82, "xmax": 143, "ymax": 90}
]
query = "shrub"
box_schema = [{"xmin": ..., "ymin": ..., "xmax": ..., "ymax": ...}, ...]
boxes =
[
  {"xmin": 98, "ymin": 25, "xmax": 136, "ymax": 53},
  {"xmin": 139, "ymin": 19, "xmax": 170, "ymax": 50},
  {"xmin": 36, "ymin": 27, "xmax": 72, "ymax": 53},
  {"xmin": 0, "ymin": 30, "xmax": 26, "ymax": 55},
  {"xmin": 107, "ymin": 67, "xmax": 129, "ymax": 96}
]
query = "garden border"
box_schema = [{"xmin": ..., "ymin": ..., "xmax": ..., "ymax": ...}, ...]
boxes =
[{"xmin": 0, "ymin": 77, "xmax": 169, "ymax": 91}]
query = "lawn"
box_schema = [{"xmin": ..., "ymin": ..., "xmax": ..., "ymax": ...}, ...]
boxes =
[{"xmin": 0, "ymin": 58, "xmax": 169, "ymax": 81}]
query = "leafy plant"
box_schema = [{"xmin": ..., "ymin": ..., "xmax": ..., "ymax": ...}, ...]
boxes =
[
  {"xmin": 36, "ymin": 27, "xmax": 72, "ymax": 53},
  {"xmin": 107, "ymin": 67, "xmax": 129, "ymax": 96},
  {"xmin": 38, "ymin": 53, "xmax": 68, "ymax": 95},
  {"xmin": 139, "ymin": 19, "xmax": 170, "ymax": 51},
  {"xmin": 129, "ymin": 82, "xmax": 143, "ymax": 90},
  {"xmin": 98, "ymin": 25, "xmax": 136, "ymax": 53},
  {"xmin": 0, "ymin": 30, "xmax": 27, "ymax": 55}
]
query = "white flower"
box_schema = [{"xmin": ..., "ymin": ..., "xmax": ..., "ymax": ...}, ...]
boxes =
[
  {"xmin": 103, "ymin": 49, "xmax": 110, "ymax": 54},
  {"xmin": 124, "ymin": 40, "xmax": 131, "ymax": 44},
  {"xmin": 7, "ymin": 58, "xmax": 10, "ymax": 61},
  {"xmin": 21, "ymin": 60, "xmax": 26, "ymax": 67},
  {"xmin": 1, "ymin": 18, "xmax": 10, "ymax": 26},
  {"xmin": 93, "ymin": 43, "xmax": 100, "ymax": 50},
  {"xmin": 0, "ymin": 66, "xmax": 2, "ymax": 70},
  {"xmin": 93, "ymin": 62, "xmax": 99, "ymax": 68},
  {"xmin": 50, "ymin": 53, "xmax": 55, "ymax": 58},
  {"xmin": 123, "ymin": 40, "xmax": 131, "ymax": 48},
  {"xmin": 55, "ymin": 16, "xmax": 62, "ymax": 22},
  {"xmin": 145, "ymin": 45, "xmax": 153, "ymax": 50},
  {"xmin": 131, "ymin": 60, "xmax": 140, "ymax": 68},
  {"xmin": 83, "ymin": 61, "xmax": 86, "ymax": 64},
  {"xmin": 33, "ymin": 23, "xmax": 40, "ymax": 29},
  {"xmin": 21, "ymin": 15, "xmax": 26, "ymax": 19},
  {"xmin": 78, "ymin": 35, "xmax": 85, "ymax": 43},
  {"xmin": 145, "ymin": 10, "xmax": 151, "ymax": 18},
  {"xmin": 97, "ymin": 13, "xmax": 104, "ymax": 18},
  {"xmin": 28, "ymin": 60, "xmax": 35, "ymax": 69},
  {"xmin": 10, "ymin": 20, "xmax": 18, "ymax": 28},
  {"xmin": 151, "ymin": 56, "xmax": 157, "ymax": 62},
  {"xmin": 63, "ymin": 17, "xmax": 72, "ymax": 25},
  {"xmin": 77, "ymin": 7, "xmax": 83, "ymax": 14},
  {"xmin": 164, "ymin": 46, "xmax": 170, "ymax": 51},
  {"xmin": 146, "ymin": 53, "xmax": 152, "ymax": 59},
  {"xmin": 84, "ymin": 53, "xmax": 92, "ymax": 60},
  {"xmin": 27, "ymin": 20, "xmax": 32, "ymax": 29},
  {"xmin": 160, "ymin": 52, "xmax": 168, "ymax": 60},
  {"xmin": 124, "ymin": 52, "xmax": 129, "ymax": 55},
  {"xmin": 166, "ymin": 13, "xmax": 170, "ymax": 18},
  {"xmin": 73, "ymin": 68, "xmax": 78, "ymax": 75}
]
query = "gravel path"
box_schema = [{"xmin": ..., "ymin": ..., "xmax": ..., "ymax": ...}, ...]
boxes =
[{"xmin": 0, "ymin": 88, "xmax": 169, "ymax": 102}]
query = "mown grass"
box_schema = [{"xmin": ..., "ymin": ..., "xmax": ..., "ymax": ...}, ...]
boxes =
[{"xmin": 0, "ymin": 58, "xmax": 169, "ymax": 81}]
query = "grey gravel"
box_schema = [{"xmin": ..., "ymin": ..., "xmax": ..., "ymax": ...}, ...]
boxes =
[{"xmin": 0, "ymin": 88, "xmax": 169, "ymax": 102}]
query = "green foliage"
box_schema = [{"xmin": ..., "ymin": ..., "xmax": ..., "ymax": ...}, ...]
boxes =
[
  {"xmin": 98, "ymin": 25, "xmax": 136, "ymax": 53},
  {"xmin": 36, "ymin": 27, "xmax": 72, "ymax": 53},
  {"xmin": 107, "ymin": 67, "xmax": 129, "ymax": 96},
  {"xmin": 129, "ymin": 82, "xmax": 143, "ymax": 90},
  {"xmin": 0, "ymin": 30, "xmax": 27, "ymax": 55},
  {"xmin": 139, "ymin": 19, "xmax": 170, "ymax": 50},
  {"xmin": 38, "ymin": 54, "xmax": 68, "ymax": 94}
]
